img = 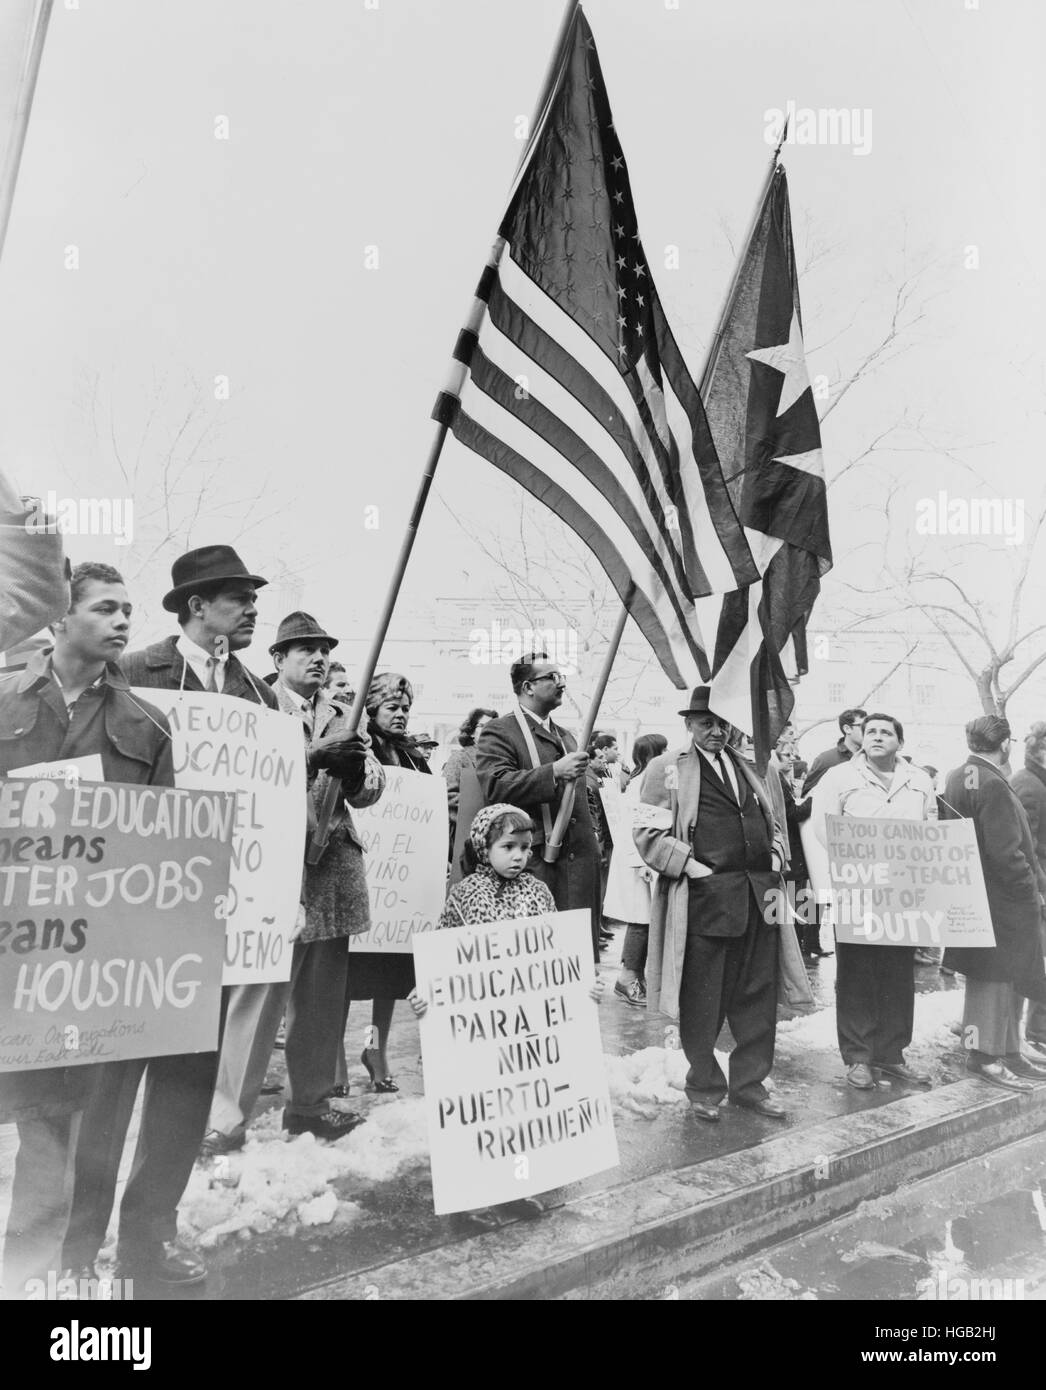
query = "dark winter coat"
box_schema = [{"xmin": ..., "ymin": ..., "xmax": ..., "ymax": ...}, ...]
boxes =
[
  {"xmin": 0, "ymin": 502, "xmax": 67, "ymax": 656},
  {"xmin": 121, "ymin": 635, "xmax": 278, "ymax": 709},
  {"xmin": 942, "ymin": 757, "xmax": 1046, "ymax": 1001},
  {"xmin": 1012, "ymin": 759, "xmax": 1046, "ymax": 892}
]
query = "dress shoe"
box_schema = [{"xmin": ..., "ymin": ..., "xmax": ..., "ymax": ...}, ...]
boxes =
[
  {"xmin": 115, "ymin": 1242, "xmax": 206, "ymax": 1287},
  {"xmin": 454, "ymin": 1208, "xmax": 505, "ymax": 1232},
  {"xmin": 500, "ymin": 1196, "xmax": 545, "ymax": 1220},
  {"xmin": 688, "ymin": 1099, "xmax": 721, "ymax": 1122},
  {"xmin": 847, "ymin": 1063, "xmax": 876, "ymax": 1089},
  {"xmin": 614, "ymin": 979, "xmax": 646, "ymax": 1008},
  {"xmin": 260, "ymin": 1081, "xmax": 283, "ymax": 1096},
  {"xmin": 875, "ymin": 1062, "xmax": 932, "ymax": 1086},
  {"xmin": 731, "ymin": 1094, "xmax": 787, "ymax": 1119},
  {"xmin": 1023, "ymin": 1038, "xmax": 1046, "ymax": 1064},
  {"xmin": 1005, "ymin": 1055, "xmax": 1046, "ymax": 1081},
  {"xmin": 198, "ymin": 1128, "xmax": 245, "ymax": 1160},
  {"xmin": 967, "ymin": 1059, "xmax": 1033, "ymax": 1092},
  {"xmin": 282, "ymin": 1108, "xmax": 366, "ymax": 1141},
  {"xmin": 326, "ymin": 1083, "xmax": 350, "ymax": 1099}
]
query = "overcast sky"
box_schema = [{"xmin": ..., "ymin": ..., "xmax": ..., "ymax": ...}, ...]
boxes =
[{"xmin": 0, "ymin": 0, "xmax": 1042, "ymax": 674}]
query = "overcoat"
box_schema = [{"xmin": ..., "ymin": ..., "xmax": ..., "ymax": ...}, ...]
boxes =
[
  {"xmin": 632, "ymin": 742, "xmax": 787, "ymax": 1021},
  {"xmin": 942, "ymin": 757, "xmax": 1046, "ymax": 1001},
  {"xmin": 1012, "ymin": 759, "xmax": 1046, "ymax": 892},
  {"xmin": 274, "ymin": 683, "xmax": 384, "ymax": 943},
  {"xmin": 121, "ymin": 634, "xmax": 278, "ymax": 709}
]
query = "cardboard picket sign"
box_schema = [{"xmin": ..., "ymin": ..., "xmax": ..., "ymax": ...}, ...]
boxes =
[
  {"xmin": 351, "ymin": 766, "xmax": 449, "ymax": 954},
  {"xmin": 413, "ymin": 908, "xmax": 619, "ymax": 1214},
  {"xmin": 825, "ymin": 814, "xmax": 995, "ymax": 948},
  {"xmin": 0, "ymin": 778, "xmax": 232, "ymax": 1071},
  {"xmin": 131, "ymin": 690, "xmax": 307, "ymax": 985}
]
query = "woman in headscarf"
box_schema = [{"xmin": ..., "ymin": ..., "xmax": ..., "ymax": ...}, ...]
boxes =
[{"xmin": 342, "ymin": 673, "xmax": 430, "ymax": 1092}]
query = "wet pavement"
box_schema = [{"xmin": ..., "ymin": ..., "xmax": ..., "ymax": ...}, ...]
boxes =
[{"xmin": 675, "ymin": 1129, "xmax": 1046, "ymax": 1301}]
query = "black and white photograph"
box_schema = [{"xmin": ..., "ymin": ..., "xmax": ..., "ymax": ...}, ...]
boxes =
[{"xmin": 0, "ymin": 0, "xmax": 1043, "ymax": 1344}]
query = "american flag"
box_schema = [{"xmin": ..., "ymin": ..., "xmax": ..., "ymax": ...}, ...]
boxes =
[
  {"xmin": 434, "ymin": 5, "xmax": 756, "ymax": 689},
  {"xmin": 703, "ymin": 165, "xmax": 833, "ymax": 768}
]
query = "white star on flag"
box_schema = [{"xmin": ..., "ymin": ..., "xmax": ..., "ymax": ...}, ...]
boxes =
[
  {"xmin": 746, "ymin": 310, "xmax": 811, "ymax": 418},
  {"xmin": 771, "ymin": 446, "xmax": 824, "ymax": 479}
]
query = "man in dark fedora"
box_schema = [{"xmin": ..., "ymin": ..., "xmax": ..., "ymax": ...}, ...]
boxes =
[
  {"xmin": 121, "ymin": 544, "xmax": 278, "ymax": 708},
  {"xmin": 633, "ymin": 687, "xmax": 788, "ymax": 1122},
  {"xmin": 268, "ymin": 612, "xmax": 384, "ymax": 1139},
  {"xmin": 119, "ymin": 546, "xmax": 283, "ymax": 1174}
]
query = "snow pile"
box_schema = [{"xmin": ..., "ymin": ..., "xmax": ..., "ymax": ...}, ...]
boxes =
[
  {"xmin": 178, "ymin": 1099, "xmax": 430, "ymax": 1248},
  {"xmin": 736, "ymin": 1261, "xmax": 817, "ymax": 1300},
  {"xmin": 603, "ymin": 1045, "xmax": 690, "ymax": 1113}
]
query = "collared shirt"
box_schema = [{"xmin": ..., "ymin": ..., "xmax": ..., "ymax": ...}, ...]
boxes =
[
  {"xmin": 176, "ymin": 632, "xmax": 229, "ymax": 693},
  {"xmin": 812, "ymin": 752, "xmax": 937, "ymax": 844},
  {"xmin": 276, "ymin": 678, "xmax": 319, "ymax": 735},
  {"xmin": 694, "ymin": 743, "xmax": 739, "ymax": 800},
  {"xmin": 50, "ymin": 664, "xmax": 105, "ymax": 709},
  {"xmin": 520, "ymin": 703, "xmax": 554, "ymax": 734}
]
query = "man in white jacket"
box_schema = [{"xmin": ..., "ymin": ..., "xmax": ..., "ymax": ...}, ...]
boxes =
[{"xmin": 813, "ymin": 712, "xmax": 938, "ymax": 1090}]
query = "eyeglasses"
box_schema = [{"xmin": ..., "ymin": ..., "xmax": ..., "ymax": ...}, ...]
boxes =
[{"xmin": 531, "ymin": 672, "xmax": 564, "ymax": 685}]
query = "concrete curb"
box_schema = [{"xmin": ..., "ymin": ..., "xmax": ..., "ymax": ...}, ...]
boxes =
[{"xmin": 297, "ymin": 1079, "xmax": 1046, "ymax": 1300}]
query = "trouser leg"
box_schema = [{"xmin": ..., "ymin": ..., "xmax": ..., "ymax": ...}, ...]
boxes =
[
  {"xmin": 835, "ymin": 942, "xmax": 880, "ymax": 1066},
  {"xmin": 3, "ymin": 1112, "xmax": 81, "ymax": 1297},
  {"xmin": 208, "ymin": 981, "xmax": 289, "ymax": 1140},
  {"xmin": 285, "ymin": 939, "xmax": 351, "ymax": 1118},
  {"xmin": 725, "ymin": 912, "xmax": 780, "ymax": 1104},
  {"xmin": 62, "ymin": 1059, "xmax": 145, "ymax": 1268},
  {"xmin": 871, "ymin": 947, "xmax": 916, "ymax": 1066},
  {"xmin": 678, "ymin": 932, "xmax": 730, "ymax": 1103},
  {"xmin": 117, "ymin": 1047, "xmax": 218, "ymax": 1259},
  {"xmin": 621, "ymin": 924, "xmax": 648, "ymax": 974}
]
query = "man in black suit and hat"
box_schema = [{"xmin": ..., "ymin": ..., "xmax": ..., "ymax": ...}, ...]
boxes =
[{"xmin": 633, "ymin": 687, "xmax": 788, "ymax": 1122}]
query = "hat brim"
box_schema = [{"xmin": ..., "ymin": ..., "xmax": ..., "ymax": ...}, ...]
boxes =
[
  {"xmin": 162, "ymin": 573, "xmax": 268, "ymax": 612},
  {"xmin": 269, "ymin": 633, "xmax": 339, "ymax": 655},
  {"xmin": 678, "ymin": 705, "xmax": 726, "ymax": 720}
]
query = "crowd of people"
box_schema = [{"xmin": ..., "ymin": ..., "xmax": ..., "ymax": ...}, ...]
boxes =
[{"xmin": 2, "ymin": 504, "xmax": 1046, "ymax": 1298}]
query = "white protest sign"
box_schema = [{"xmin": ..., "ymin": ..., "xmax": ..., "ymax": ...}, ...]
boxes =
[
  {"xmin": 131, "ymin": 689, "xmax": 306, "ymax": 984},
  {"xmin": 10, "ymin": 754, "xmax": 104, "ymax": 784},
  {"xmin": 351, "ymin": 766, "xmax": 448, "ymax": 954},
  {"xmin": 413, "ymin": 908, "xmax": 619, "ymax": 1214},
  {"xmin": 825, "ymin": 814, "xmax": 995, "ymax": 947}
]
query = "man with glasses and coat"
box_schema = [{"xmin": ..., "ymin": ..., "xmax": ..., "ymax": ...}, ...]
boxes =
[{"xmin": 475, "ymin": 651, "xmax": 602, "ymax": 959}]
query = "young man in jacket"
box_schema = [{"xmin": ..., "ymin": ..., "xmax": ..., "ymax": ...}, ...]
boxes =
[
  {"xmin": 633, "ymin": 688, "xmax": 788, "ymax": 1123},
  {"xmin": 0, "ymin": 563, "xmax": 175, "ymax": 1296},
  {"xmin": 813, "ymin": 714, "xmax": 937, "ymax": 1091}
]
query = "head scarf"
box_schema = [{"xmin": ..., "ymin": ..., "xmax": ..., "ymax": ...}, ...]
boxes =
[
  {"xmin": 469, "ymin": 803, "xmax": 530, "ymax": 864},
  {"xmin": 966, "ymin": 714, "xmax": 1010, "ymax": 754},
  {"xmin": 365, "ymin": 672, "xmax": 414, "ymax": 717}
]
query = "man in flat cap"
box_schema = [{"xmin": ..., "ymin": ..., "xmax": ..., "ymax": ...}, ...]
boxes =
[
  {"xmin": 633, "ymin": 687, "xmax": 789, "ymax": 1122},
  {"xmin": 943, "ymin": 715, "xmax": 1046, "ymax": 1091},
  {"xmin": 266, "ymin": 612, "xmax": 384, "ymax": 1139}
]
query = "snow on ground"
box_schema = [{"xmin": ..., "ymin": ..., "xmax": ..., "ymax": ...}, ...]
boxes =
[{"xmin": 178, "ymin": 1097, "xmax": 430, "ymax": 1249}]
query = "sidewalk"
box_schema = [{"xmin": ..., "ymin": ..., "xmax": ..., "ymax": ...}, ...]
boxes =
[
  {"xmin": 0, "ymin": 947, "xmax": 1017, "ymax": 1301},
  {"xmin": 187, "ymin": 950, "xmax": 979, "ymax": 1299}
]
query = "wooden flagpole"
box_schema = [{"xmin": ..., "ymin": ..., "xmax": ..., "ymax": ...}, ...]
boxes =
[
  {"xmin": 307, "ymin": 0, "xmax": 579, "ymax": 865},
  {"xmin": 543, "ymin": 587, "xmax": 632, "ymax": 864},
  {"xmin": 0, "ymin": 0, "xmax": 53, "ymax": 264}
]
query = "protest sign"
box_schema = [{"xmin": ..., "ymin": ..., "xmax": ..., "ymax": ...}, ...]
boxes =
[
  {"xmin": 351, "ymin": 766, "xmax": 448, "ymax": 954},
  {"xmin": 0, "ymin": 778, "xmax": 232, "ymax": 1071},
  {"xmin": 825, "ymin": 814, "xmax": 995, "ymax": 947},
  {"xmin": 413, "ymin": 908, "xmax": 618, "ymax": 1214},
  {"xmin": 131, "ymin": 689, "xmax": 306, "ymax": 985},
  {"xmin": 10, "ymin": 755, "xmax": 104, "ymax": 784}
]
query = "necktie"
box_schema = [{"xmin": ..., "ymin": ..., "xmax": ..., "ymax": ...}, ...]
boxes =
[
  {"xmin": 714, "ymin": 752, "xmax": 735, "ymax": 799},
  {"xmin": 204, "ymin": 658, "xmax": 220, "ymax": 693}
]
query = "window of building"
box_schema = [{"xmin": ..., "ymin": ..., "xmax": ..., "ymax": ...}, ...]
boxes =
[{"xmin": 827, "ymin": 682, "xmax": 846, "ymax": 705}]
